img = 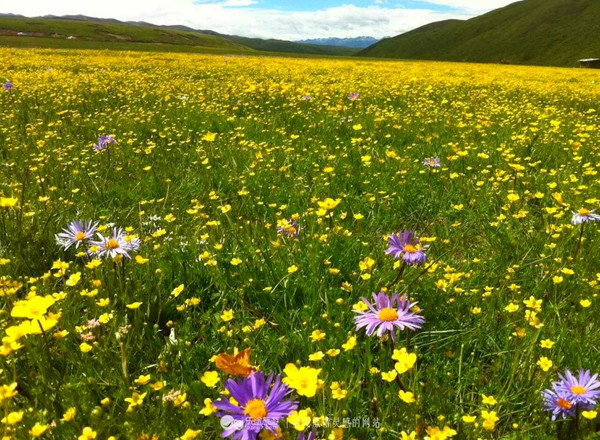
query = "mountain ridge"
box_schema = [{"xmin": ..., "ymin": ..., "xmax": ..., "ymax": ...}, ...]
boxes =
[{"xmin": 360, "ymin": 0, "xmax": 600, "ymax": 67}]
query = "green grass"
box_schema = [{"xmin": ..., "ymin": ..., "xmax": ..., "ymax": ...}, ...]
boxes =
[
  {"xmin": 360, "ymin": 0, "xmax": 600, "ymax": 67},
  {"xmin": 2, "ymin": 48, "xmax": 600, "ymax": 440},
  {"xmin": 0, "ymin": 16, "xmax": 358, "ymax": 57}
]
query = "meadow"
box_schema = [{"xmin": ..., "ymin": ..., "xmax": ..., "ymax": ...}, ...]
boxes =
[{"xmin": 1, "ymin": 48, "xmax": 600, "ymax": 440}]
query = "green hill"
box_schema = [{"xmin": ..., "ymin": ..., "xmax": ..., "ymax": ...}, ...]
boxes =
[
  {"xmin": 0, "ymin": 16, "xmax": 357, "ymax": 56},
  {"xmin": 0, "ymin": 16, "xmax": 251, "ymax": 53},
  {"xmin": 359, "ymin": 0, "xmax": 600, "ymax": 66}
]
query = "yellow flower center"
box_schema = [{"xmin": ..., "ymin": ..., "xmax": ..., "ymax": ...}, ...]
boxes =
[
  {"xmin": 557, "ymin": 398, "xmax": 572, "ymax": 409},
  {"xmin": 378, "ymin": 308, "xmax": 399, "ymax": 322},
  {"xmin": 403, "ymin": 244, "xmax": 417, "ymax": 254},
  {"xmin": 75, "ymin": 232, "xmax": 86, "ymax": 241},
  {"xmin": 571, "ymin": 385, "xmax": 586, "ymax": 395},
  {"xmin": 244, "ymin": 398, "xmax": 267, "ymax": 421},
  {"xmin": 107, "ymin": 239, "xmax": 120, "ymax": 249},
  {"xmin": 578, "ymin": 208, "xmax": 590, "ymax": 216}
]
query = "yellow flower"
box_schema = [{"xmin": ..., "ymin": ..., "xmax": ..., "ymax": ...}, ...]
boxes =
[
  {"xmin": 80, "ymin": 343, "xmax": 93, "ymax": 353},
  {"xmin": 0, "ymin": 383, "xmax": 18, "ymax": 402},
  {"xmin": 135, "ymin": 255, "xmax": 149, "ymax": 265},
  {"xmin": 400, "ymin": 431, "xmax": 417, "ymax": 440},
  {"xmin": 310, "ymin": 330, "xmax": 326, "ymax": 342},
  {"xmin": 381, "ymin": 370, "xmax": 397, "ymax": 382},
  {"xmin": 287, "ymin": 265, "xmax": 299, "ymax": 274},
  {"xmin": 199, "ymin": 398, "xmax": 217, "ymax": 416},
  {"xmin": 230, "ymin": 258, "xmax": 242, "ymax": 266},
  {"xmin": 317, "ymin": 198, "xmax": 341, "ymax": 211},
  {"xmin": 1, "ymin": 411, "xmax": 23, "ymax": 425},
  {"xmin": 462, "ymin": 415, "xmax": 476, "ymax": 423},
  {"xmin": 135, "ymin": 374, "xmax": 151, "ymax": 385},
  {"xmin": 481, "ymin": 410, "xmax": 499, "ymax": 431},
  {"xmin": 309, "ymin": 351, "xmax": 324, "ymax": 361},
  {"xmin": 61, "ymin": 407, "xmax": 76, "ymax": 422},
  {"xmin": 330, "ymin": 382, "xmax": 347, "ymax": 400},
  {"xmin": 481, "ymin": 394, "xmax": 497, "ymax": 405},
  {"xmin": 78, "ymin": 427, "xmax": 97, "ymax": 440},
  {"xmin": 540, "ymin": 339, "xmax": 555, "ymax": 349},
  {"xmin": 221, "ymin": 309, "xmax": 234, "ymax": 322},
  {"xmin": 582, "ymin": 410, "xmax": 597, "ymax": 420},
  {"xmin": 11, "ymin": 295, "xmax": 56, "ymax": 320},
  {"xmin": 287, "ymin": 409, "xmax": 312, "ymax": 431},
  {"xmin": 200, "ymin": 371, "xmax": 220, "ymax": 388},
  {"xmin": 392, "ymin": 348, "xmax": 417, "ymax": 374},
  {"xmin": 126, "ymin": 302, "xmax": 143, "ymax": 309},
  {"xmin": 124, "ymin": 392, "xmax": 147, "ymax": 410},
  {"xmin": 341, "ymin": 336, "xmax": 356, "ymax": 351},
  {"xmin": 63, "ymin": 270, "xmax": 82, "ymax": 286},
  {"xmin": 171, "ymin": 284, "xmax": 185, "ymax": 298},
  {"xmin": 283, "ymin": 364, "xmax": 320, "ymax": 397},
  {"xmin": 536, "ymin": 356, "xmax": 553, "ymax": 372},
  {"xmin": 0, "ymin": 197, "xmax": 18, "ymax": 208},
  {"xmin": 398, "ymin": 390, "xmax": 415, "ymax": 403},
  {"xmin": 29, "ymin": 423, "xmax": 49, "ymax": 437},
  {"xmin": 580, "ymin": 299, "xmax": 592, "ymax": 308},
  {"xmin": 180, "ymin": 429, "xmax": 202, "ymax": 440}
]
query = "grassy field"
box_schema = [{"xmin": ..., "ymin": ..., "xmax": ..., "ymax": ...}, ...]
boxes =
[
  {"xmin": 0, "ymin": 17, "xmax": 358, "ymax": 57},
  {"xmin": 1, "ymin": 48, "xmax": 600, "ymax": 440}
]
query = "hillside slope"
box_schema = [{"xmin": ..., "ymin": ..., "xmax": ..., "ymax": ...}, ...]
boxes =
[
  {"xmin": 360, "ymin": 0, "xmax": 600, "ymax": 66},
  {"xmin": 0, "ymin": 16, "xmax": 250, "ymax": 51},
  {"xmin": 0, "ymin": 15, "xmax": 357, "ymax": 56}
]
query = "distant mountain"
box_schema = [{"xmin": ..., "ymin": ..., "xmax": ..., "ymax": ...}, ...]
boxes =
[
  {"xmin": 359, "ymin": 0, "xmax": 600, "ymax": 67},
  {"xmin": 298, "ymin": 37, "xmax": 379, "ymax": 48},
  {"xmin": 0, "ymin": 14, "xmax": 358, "ymax": 56}
]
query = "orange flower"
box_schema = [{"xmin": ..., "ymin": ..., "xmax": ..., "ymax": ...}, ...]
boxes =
[{"xmin": 215, "ymin": 348, "xmax": 255, "ymax": 377}]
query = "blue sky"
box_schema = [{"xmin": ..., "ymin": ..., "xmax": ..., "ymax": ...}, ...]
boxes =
[{"xmin": 5, "ymin": 0, "xmax": 517, "ymax": 40}]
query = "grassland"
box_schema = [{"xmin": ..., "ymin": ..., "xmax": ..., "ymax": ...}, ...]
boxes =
[
  {"xmin": 0, "ymin": 16, "xmax": 358, "ymax": 57},
  {"xmin": 1, "ymin": 49, "xmax": 600, "ymax": 440},
  {"xmin": 361, "ymin": 0, "xmax": 600, "ymax": 67}
]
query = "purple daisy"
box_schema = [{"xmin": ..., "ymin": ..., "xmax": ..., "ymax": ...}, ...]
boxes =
[
  {"xmin": 93, "ymin": 135, "xmax": 116, "ymax": 151},
  {"xmin": 213, "ymin": 371, "xmax": 298, "ymax": 440},
  {"xmin": 55, "ymin": 220, "xmax": 98, "ymax": 250},
  {"xmin": 423, "ymin": 157, "xmax": 441, "ymax": 168},
  {"xmin": 277, "ymin": 219, "xmax": 299, "ymax": 237},
  {"xmin": 554, "ymin": 369, "xmax": 600, "ymax": 406},
  {"xmin": 301, "ymin": 95, "xmax": 312, "ymax": 100},
  {"xmin": 3, "ymin": 82, "xmax": 13, "ymax": 91},
  {"xmin": 571, "ymin": 208, "xmax": 600, "ymax": 225},
  {"xmin": 541, "ymin": 388, "xmax": 576, "ymax": 420},
  {"xmin": 90, "ymin": 227, "xmax": 139, "ymax": 259},
  {"xmin": 385, "ymin": 231, "xmax": 428, "ymax": 265},
  {"xmin": 348, "ymin": 92, "xmax": 360, "ymax": 101},
  {"xmin": 353, "ymin": 292, "xmax": 424, "ymax": 342}
]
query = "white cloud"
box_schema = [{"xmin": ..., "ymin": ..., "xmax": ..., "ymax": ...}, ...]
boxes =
[{"xmin": 1, "ymin": 0, "xmax": 514, "ymax": 40}]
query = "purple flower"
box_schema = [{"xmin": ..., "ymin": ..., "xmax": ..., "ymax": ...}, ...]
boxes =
[
  {"xmin": 213, "ymin": 371, "xmax": 298, "ymax": 440},
  {"xmin": 571, "ymin": 208, "xmax": 600, "ymax": 225},
  {"xmin": 385, "ymin": 231, "xmax": 428, "ymax": 265},
  {"xmin": 298, "ymin": 429, "xmax": 317, "ymax": 440},
  {"xmin": 93, "ymin": 135, "xmax": 116, "ymax": 151},
  {"xmin": 554, "ymin": 369, "xmax": 600, "ymax": 406},
  {"xmin": 301, "ymin": 95, "xmax": 312, "ymax": 100},
  {"xmin": 348, "ymin": 92, "xmax": 360, "ymax": 101},
  {"xmin": 353, "ymin": 292, "xmax": 424, "ymax": 342},
  {"xmin": 55, "ymin": 220, "xmax": 98, "ymax": 250},
  {"xmin": 423, "ymin": 157, "xmax": 441, "ymax": 168},
  {"xmin": 90, "ymin": 227, "xmax": 139, "ymax": 259},
  {"xmin": 541, "ymin": 388, "xmax": 576, "ymax": 420},
  {"xmin": 277, "ymin": 219, "xmax": 299, "ymax": 237},
  {"xmin": 3, "ymin": 82, "xmax": 13, "ymax": 91}
]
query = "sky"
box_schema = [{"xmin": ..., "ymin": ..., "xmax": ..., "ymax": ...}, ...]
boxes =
[{"xmin": 2, "ymin": 0, "xmax": 518, "ymax": 41}]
